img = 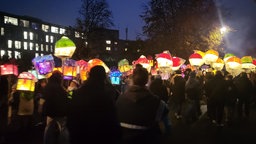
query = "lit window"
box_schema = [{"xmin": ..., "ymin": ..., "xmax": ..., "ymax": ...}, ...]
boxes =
[
  {"xmin": 4, "ymin": 16, "xmax": 18, "ymax": 26},
  {"xmin": 106, "ymin": 40, "xmax": 111, "ymax": 44},
  {"xmin": 106, "ymin": 47, "xmax": 111, "ymax": 51},
  {"xmin": 137, "ymin": 49, "xmax": 140, "ymax": 52},
  {"xmin": 41, "ymin": 44, "xmax": 44, "ymax": 51},
  {"xmin": 29, "ymin": 32, "xmax": 33, "ymax": 40},
  {"xmin": 35, "ymin": 43, "xmax": 39, "ymax": 51},
  {"xmin": 51, "ymin": 26, "xmax": 59, "ymax": 33},
  {"xmin": 114, "ymin": 42, "xmax": 118, "ymax": 45},
  {"xmin": 15, "ymin": 41, "xmax": 21, "ymax": 49},
  {"xmin": 0, "ymin": 50, "xmax": 6, "ymax": 58},
  {"xmin": 60, "ymin": 28, "xmax": 65, "ymax": 34},
  {"xmin": 23, "ymin": 31, "xmax": 28, "ymax": 39},
  {"xmin": 20, "ymin": 19, "xmax": 29, "ymax": 27},
  {"xmin": 41, "ymin": 53, "xmax": 44, "ymax": 56},
  {"xmin": 45, "ymin": 35, "xmax": 49, "ymax": 42},
  {"xmin": 1, "ymin": 27, "xmax": 4, "ymax": 36},
  {"xmin": 42, "ymin": 24, "xmax": 49, "ymax": 32},
  {"xmin": 8, "ymin": 51, "xmax": 12, "ymax": 58},
  {"xmin": 35, "ymin": 53, "xmax": 39, "ymax": 57},
  {"xmin": 50, "ymin": 46, "xmax": 53, "ymax": 52},
  {"xmin": 24, "ymin": 42, "xmax": 28, "ymax": 50},
  {"xmin": 8, "ymin": 40, "xmax": 12, "ymax": 48},
  {"xmin": 50, "ymin": 36, "xmax": 54, "ymax": 43},
  {"xmin": 29, "ymin": 43, "xmax": 33, "ymax": 50},
  {"xmin": 125, "ymin": 48, "xmax": 128, "ymax": 51},
  {"xmin": 14, "ymin": 51, "xmax": 21, "ymax": 59},
  {"xmin": 46, "ymin": 45, "xmax": 49, "ymax": 52}
]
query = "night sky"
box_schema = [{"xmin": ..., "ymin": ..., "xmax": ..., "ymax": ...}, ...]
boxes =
[{"xmin": 0, "ymin": 0, "xmax": 255, "ymax": 56}]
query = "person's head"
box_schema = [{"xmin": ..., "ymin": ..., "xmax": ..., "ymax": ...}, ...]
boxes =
[
  {"xmin": 189, "ymin": 71, "xmax": 196, "ymax": 78},
  {"xmin": 49, "ymin": 70, "xmax": 63, "ymax": 84},
  {"xmin": 132, "ymin": 66, "xmax": 149, "ymax": 86},
  {"xmin": 215, "ymin": 70, "xmax": 224, "ymax": 79},
  {"xmin": 39, "ymin": 79, "xmax": 47, "ymax": 88},
  {"xmin": 89, "ymin": 65, "xmax": 106, "ymax": 81},
  {"xmin": 70, "ymin": 79, "xmax": 80, "ymax": 88}
]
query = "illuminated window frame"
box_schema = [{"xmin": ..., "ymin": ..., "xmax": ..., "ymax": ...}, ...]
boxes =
[
  {"xmin": 23, "ymin": 31, "xmax": 28, "ymax": 39},
  {"xmin": 8, "ymin": 40, "xmax": 12, "ymax": 48}
]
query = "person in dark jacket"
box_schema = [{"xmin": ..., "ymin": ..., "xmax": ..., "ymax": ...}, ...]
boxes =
[
  {"xmin": 67, "ymin": 65, "xmax": 122, "ymax": 144},
  {"xmin": 42, "ymin": 70, "xmax": 70, "ymax": 144},
  {"xmin": 116, "ymin": 64, "xmax": 169, "ymax": 144},
  {"xmin": 234, "ymin": 72, "xmax": 253, "ymax": 120},
  {"xmin": 209, "ymin": 71, "xmax": 228, "ymax": 126}
]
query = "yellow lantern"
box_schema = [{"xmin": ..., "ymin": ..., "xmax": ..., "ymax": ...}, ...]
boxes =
[
  {"xmin": 212, "ymin": 58, "xmax": 224, "ymax": 71},
  {"xmin": 203, "ymin": 49, "xmax": 219, "ymax": 65},
  {"xmin": 16, "ymin": 72, "xmax": 36, "ymax": 91}
]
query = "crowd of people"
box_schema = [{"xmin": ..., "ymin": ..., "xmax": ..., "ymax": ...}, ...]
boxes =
[{"xmin": 0, "ymin": 64, "xmax": 256, "ymax": 144}]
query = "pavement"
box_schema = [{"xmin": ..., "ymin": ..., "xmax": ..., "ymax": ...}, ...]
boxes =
[{"xmin": 3, "ymin": 102, "xmax": 256, "ymax": 144}]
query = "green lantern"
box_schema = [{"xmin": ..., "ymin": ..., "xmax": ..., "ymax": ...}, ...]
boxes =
[{"xmin": 54, "ymin": 36, "xmax": 76, "ymax": 58}]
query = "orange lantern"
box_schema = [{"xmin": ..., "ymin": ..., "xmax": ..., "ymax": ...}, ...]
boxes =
[
  {"xmin": 203, "ymin": 49, "xmax": 219, "ymax": 65},
  {"xmin": 16, "ymin": 72, "xmax": 36, "ymax": 91},
  {"xmin": 212, "ymin": 58, "xmax": 224, "ymax": 71},
  {"xmin": 62, "ymin": 59, "xmax": 77, "ymax": 80},
  {"xmin": 88, "ymin": 58, "xmax": 110, "ymax": 73},
  {"xmin": 0, "ymin": 64, "xmax": 18, "ymax": 76}
]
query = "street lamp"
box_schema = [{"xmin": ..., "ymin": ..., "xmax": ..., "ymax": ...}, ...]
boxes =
[{"xmin": 220, "ymin": 26, "xmax": 227, "ymax": 34}]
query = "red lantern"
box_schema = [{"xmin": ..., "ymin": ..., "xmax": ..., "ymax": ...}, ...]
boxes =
[{"xmin": 0, "ymin": 64, "xmax": 18, "ymax": 76}]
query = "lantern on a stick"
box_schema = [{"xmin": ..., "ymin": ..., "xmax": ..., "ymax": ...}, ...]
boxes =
[
  {"xmin": 212, "ymin": 58, "xmax": 224, "ymax": 71},
  {"xmin": 133, "ymin": 55, "xmax": 151, "ymax": 73},
  {"xmin": 189, "ymin": 53, "xmax": 204, "ymax": 69},
  {"xmin": 62, "ymin": 59, "xmax": 77, "ymax": 80},
  {"xmin": 32, "ymin": 54, "xmax": 55, "ymax": 75},
  {"xmin": 76, "ymin": 60, "xmax": 88, "ymax": 81},
  {"xmin": 109, "ymin": 68, "xmax": 122, "ymax": 85},
  {"xmin": 118, "ymin": 59, "xmax": 132, "ymax": 73},
  {"xmin": 0, "ymin": 64, "xmax": 18, "ymax": 76},
  {"xmin": 241, "ymin": 56, "xmax": 255, "ymax": 73},
  {"xmin": 224, "ymin": 53, "xmax": 235, "ymax": 63},
  {"xmin": 16, "ymin": 72, "xmax": 37, "ymax": 91},
  {"xmin": 225, "ymin": 56, "xmax": 242, "ymax": 77},
  {"xmin": 88, "ymin": 58, "xmax": 110, "ymax": 73},
  {"xmin": 54, "ymin": 36, "xmax": 76, "ymax": 59},
  {"xmin": 155, "ymin": 50, "xmax": 173, "ymax": 79},
  {"xmin": 203, "ymin": 49, "xmax": 219, "ymax": 65},
  {"xmin": 172, "ymin": 57, "xmax": 186, "ymax": 71}
]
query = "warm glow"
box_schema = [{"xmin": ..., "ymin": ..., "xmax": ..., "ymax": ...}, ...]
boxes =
[
  {"xmin": 54, "ymin": 36, "xmax": 76, "ymax": 58},
  {"xmin": 0, "ymin": 64, "xmax": 18, "ymax": 76}
]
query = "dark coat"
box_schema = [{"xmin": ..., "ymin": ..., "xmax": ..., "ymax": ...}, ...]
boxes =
[
  {"xmin": 116, "ymin": 85, "xmax": 167, "ymax": 144},
  {"xmin": 67, "ymin": 79, "xmax": 121, "ymax": 144},
  {"xmin": 149, "ymin": 78, "xmax": 169, "ymax": 103},
  {"xmin": 171, "ymin": 75, "xmax": 186, "ymax": 102}
]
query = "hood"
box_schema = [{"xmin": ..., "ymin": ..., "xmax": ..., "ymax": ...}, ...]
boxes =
[{"xmin": 124, "ymin": 85, "xmax": 153, "ymax": 103}]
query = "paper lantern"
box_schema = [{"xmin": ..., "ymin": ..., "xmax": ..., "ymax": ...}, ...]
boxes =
[
  {"xmin": 189, "ymin": 53, "xmax": 204, "ymax": 67},
  {"xmin": 133, "ymin": 55, "xmax": 151, "ymax": 72},
  {"xmin": 241, "ymin": 56, "xmax": 255, "ymax": 71},
  {"xmin": 16, "ymin": 72, "xmax": 36, "ymax": 91},
  {"xmin": 63, "ymin": 59, "xmax": 77, "ymax": 80},
  {"xmin": 109, "ymin": 68, "xmax": 122, "ymax": 85},
  {"xmin": 32, "ymin": 54, "xmax": 55, "ymax": 75},
  {"xmin": 225, "ymin": 56, "xmax": 242, "ymax": 77},
  {"xmin": 203, "ymin": 49, "xmax": 219, "ymax": 65},
  {"xmin": 212, "ymin": 58, "xmax": 224, "ymax": 71},
  {"xmin": 172, "ymin": 57, "xmax": 186, "ymax": 71},
  {"xmin": 76, "ymin": 60, "xmax": 88, "ymax": 81},
  {"xmin": 88, "ymin": 58, "xmax": 110, "ymax": 73},
  {"xmin": 194, "ymin": 50, "xmax": 205, "ymax": 58},
  {"xmin": 155, "ymin": 51, "xmax": 173, "ymax": 68},
  {"xmin": 0, "ymin": 64, "xmax": 18, "ymax": 76},
  {"xmin": 54, "ymin": 36, "xmax": 76, "ymax": 58},
  {"xmin": 118, "ymin": 59, "xmax": 132, "ymax": 73},
  {"xmin": 224, "ymin": 53, "xmax": 235, "ymax": 62},
  {"xmin": 28, "ymin": 70, "xmax": 46, "ymax": 80}
]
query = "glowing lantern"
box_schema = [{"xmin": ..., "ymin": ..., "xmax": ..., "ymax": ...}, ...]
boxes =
[
  {"xmin": 225, "ymin": 56, "xmax": 242, "ymax": 77},
  {"xmin": 189, "ymin": 53, "xmax": 204, "ymax": 67},
  {"xmin": 155, "ymin": 50, "xmax": 173, "ymax": 79},
  {"xmin": 76, "ymin": 60, "xmax": 88, "ymax": 81},
  {"xmin": 224, "ymin": 53, "xmax": 235, "ymax": 63},
  {"xmin": 172, "ymin": 57, "xmax": 186, "ymax": 71},
  {"xmin": 203, "ymin": 49, "xmax": 219, "ymax": 65},
  {"xmin": 0, "ymin": 64, "xmax": 18, "ymax": 76},
  {"xmin": 16, "ymin": 72, "xmax": 36, "ymax": 91},
  {"xmin": 133, "ymin": 55, "xmax": 151, "ymax": 72},
  {"xmin": 118, "ymin": 59, "xmax": 132, "ymax": 73},
  {"xmin": 212, "ymin": 58, "xmax": 224, "ymax": 71},
  {"xmin": 88, "ymin": 58, "xmax": 110, "ymax": 73},
  {"xmin": 194, "ymin": 50, "xmax": 205, "ymax": 58},
  {"xmin": 109, "ymin": 68, "xmax": 122, "ymax": 85},
  {"xmin": 54, "ymin": 36, "xmax": 76, "ymax": 58},
  {"xmin": 28, "ymin": 70, "xmax": 46, "ymax": 80},
  {"xmin": 241, "ymin": 56, "xmax": 255, "ymax": 73},
  {"xmin": 62, "ymin": 59, "xmax": 77, "ymax": 80},
  {"xmin": 32, "ymin": 54, "xmax": 55, "ymax": 75}
]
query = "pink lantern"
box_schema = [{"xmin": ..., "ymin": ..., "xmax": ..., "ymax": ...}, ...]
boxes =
[
  {"xmin": 172, "ymin": 57, "xmax": 186, "ymax": 71},
  {"xmin": 133, "ymin": 55, "xmax": 151, "ymax": 72},
  {"xmin": 0, "ymin": 64, "xmax": 18, "ymax": 76},
  {"xmin": 189, "ymin": 53, "xmax": 204, "ymax": 67}
]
